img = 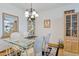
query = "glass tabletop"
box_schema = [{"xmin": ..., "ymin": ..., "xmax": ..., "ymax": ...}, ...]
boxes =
[{"xmin": 3, "ymin": 39, "xmax": 35, "ymax": 50}]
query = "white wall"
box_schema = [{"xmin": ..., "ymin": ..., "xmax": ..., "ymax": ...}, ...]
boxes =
[
  {"xmin": 35, "ymin": 4, "xmax": 79, "ymax": 43},
  {"xmin": 1, "ymin": 3, "xmax": 79, "ymax": 43},
  {"xmin": 0, "ymin": 3, "xmax": 27, "ymax": 38}
]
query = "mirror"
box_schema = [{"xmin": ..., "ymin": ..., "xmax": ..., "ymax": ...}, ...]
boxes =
[{"xmin": 2, "ymin": 13, "xmax": 19, "ymax": 38}]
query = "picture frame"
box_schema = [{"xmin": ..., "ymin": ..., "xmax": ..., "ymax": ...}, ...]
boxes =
[{"xmin": 44, "ymin": 19, "xmax": 51, "ymax": 28}]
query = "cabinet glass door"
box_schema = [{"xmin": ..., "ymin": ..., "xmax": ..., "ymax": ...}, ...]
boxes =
[
  {"xmin": 66, "ymin": 15, "xmax": 71, "ymax": 36},
  {"xmin": 72, "ymin": 14, "xmax": 77, "ymax": 37}
]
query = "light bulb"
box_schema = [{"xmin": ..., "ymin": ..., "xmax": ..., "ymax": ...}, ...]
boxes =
[
  {"xmin": 25, "ymin": 14, "xmax": 29, "ymax": 17},
  {"xmin": 35, "ymin": 13, "xmax": 39, "ymax": 17},
  {"xmin": 25, "ymin": 10, "xmax": 29, "ymax": 17},
  {"xmin": 29, "ymin": 18, "xmax": 31, "ymax": 21},
  {"xmin": 25, "ymin": 11, "xmax": 29, "ymax": 15},
  {"xmin": 32, "ymin": 11, "xmax": 36, "ymax": 15},
  {"xmin": 31, "ymin": 15, "xmax": 34, "ymax": 18}
]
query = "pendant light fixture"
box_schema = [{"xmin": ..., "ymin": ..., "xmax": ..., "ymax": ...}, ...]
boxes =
[{"xmin": 25, "ymin": 3, "xmax": 39, "ymax": 18}]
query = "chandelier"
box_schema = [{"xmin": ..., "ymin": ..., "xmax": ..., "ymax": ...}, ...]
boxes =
[{"xmin": 25, "ymin": 3, "xmax": 39, "ymax": 18}]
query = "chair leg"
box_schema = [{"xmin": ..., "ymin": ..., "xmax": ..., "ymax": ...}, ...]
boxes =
[
  {"xmin": 42, "ymin": 51, "xmax": 45, "ymax": 56},
  {"xmin": 55, "ymin": 47, "xmax": 59, "ymax": 56}
]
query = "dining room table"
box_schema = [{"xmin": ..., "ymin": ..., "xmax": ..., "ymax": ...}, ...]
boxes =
[{"xmin": 2, "ymin": 36, "xmax": 37, "ymax": 56}]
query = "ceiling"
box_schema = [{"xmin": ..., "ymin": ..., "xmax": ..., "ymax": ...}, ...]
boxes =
[{"xmin": 11, "ymin": 3, "xmax": 71, "ymax": 13}]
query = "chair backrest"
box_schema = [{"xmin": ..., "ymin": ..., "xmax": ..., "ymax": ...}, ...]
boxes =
[
  {"xmin": 10, "ymin": 32, "xmax": 24, "ymax": 41},
  {"xmin": 34, "ymin": 36, "xmax": 46, "ymax": 56},
  {"xmin": 43, "ymin": 33, "xmax": 51, "ymax": 52},
  {"xmin": 44, "ymin": 33, "xmax": 51, "ymax": 44}
]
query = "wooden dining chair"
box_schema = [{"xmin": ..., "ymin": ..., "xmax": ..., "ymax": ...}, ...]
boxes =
[{"xmin": 46, "ymin": 44, "xmax": 60, "ymax": 56}]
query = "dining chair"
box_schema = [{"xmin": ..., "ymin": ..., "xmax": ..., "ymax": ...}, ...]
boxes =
[
  {"xmin": 44, "ymin": 33, "xmax": 51, "ymax": 44},
  {"xmin": 42, "ymin": 33, "xmax": 51, "ymax": 55},
  {"xmin": 48, "ymin": 44, "xmax": 60, "ymax": 56},
  {"xmin": 34, "ymin": 36, "xmax": 46, "ymax": 56},
  {"xmin": 10, "ymin": 32, "xmax": 24, "ymax": 41},
  {"xmin": 33, "ymin": 33, "xmax": 51, "ymax": 56},
  {"xmin": 43, "ymin": 34, "xmax": 60, "ymax": 56},
  {"xmin": 10, "ymin": 32, "xmax": 27, "ymax": 56}
]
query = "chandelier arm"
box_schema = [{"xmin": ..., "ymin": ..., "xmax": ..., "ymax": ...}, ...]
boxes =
[{"xmin": 31, "ymin": 3, "xmax": 32, "ymax": 12}]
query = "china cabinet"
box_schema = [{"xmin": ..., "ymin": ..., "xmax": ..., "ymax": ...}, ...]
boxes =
[{"xmin": 64, "ymin": 10, "xmax": 79, "ymax": 54}]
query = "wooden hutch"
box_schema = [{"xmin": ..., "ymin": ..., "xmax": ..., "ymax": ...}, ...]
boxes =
[{"xmin": 64, "ymin": 10, "xmax": 79, "ymax": 55}]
